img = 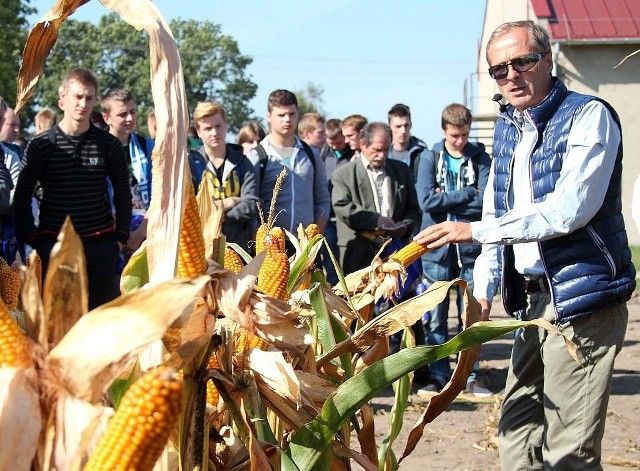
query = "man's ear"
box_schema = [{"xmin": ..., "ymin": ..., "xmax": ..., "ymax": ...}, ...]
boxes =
[{"xmin": 102, "ymin": 112, "xmax": 111, "ymax": 126}]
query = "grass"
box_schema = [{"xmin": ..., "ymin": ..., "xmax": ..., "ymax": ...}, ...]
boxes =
[{"xmin": 632, "ymin": 246, "xmax": 640, "ymax": 281}]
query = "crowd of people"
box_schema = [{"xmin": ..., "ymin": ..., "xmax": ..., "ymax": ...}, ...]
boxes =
[{"xmin": 0, "ymin": 19, "xmax": 633, "ymax": 470}]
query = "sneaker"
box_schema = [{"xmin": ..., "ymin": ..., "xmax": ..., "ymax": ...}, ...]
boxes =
[
  {"xmin": 466, "ymin": 379, "xmax": 493, "ymax": 397},
  {"xmin": 416, "ymin": 382, "xmax": 441, "ymax": 397}
]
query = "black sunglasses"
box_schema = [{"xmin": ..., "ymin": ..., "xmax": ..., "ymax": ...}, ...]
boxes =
[{"xmin": 488, "ymin": 52, "xmax": 549, "ymax": 80}]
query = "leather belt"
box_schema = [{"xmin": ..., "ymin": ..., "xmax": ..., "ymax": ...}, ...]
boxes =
[{"xmin": 523, "ymin": 277, "xmax": 549, "ymax": 293}]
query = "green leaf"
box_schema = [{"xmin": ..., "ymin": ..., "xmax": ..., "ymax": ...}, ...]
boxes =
[
  {"xmin": 108, "ymin": 362, "xmax": 140, "ymax": 410},
  {"xmin": 120, "ymin": 246, "xmax": 149, "ymax": 293},
  {"xmin": 287, "ymin": 234, "xmax": 323, "ymax": 293},
  {"xmin": 378, "ymin": 327, "xmax": 413, "ymax": 470},
  {"xmin": 309, "ymin": 284, "xmax": 353, "ymax": 379},
  {"xmin": 288, "ymin": 319, "xmax": 536, "ymax": 470}
]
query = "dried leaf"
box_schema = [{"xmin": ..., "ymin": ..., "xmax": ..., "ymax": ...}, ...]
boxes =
[
  {"xmin": 96, "ymin": 0, "xmax": 191, "ymax": 283},
  {"xmin": 356, "ymin": 404, "xmax": 377, "ymax": 466},
  {"xmin": 15, "ymin": 0, "xmax": 89, "ymax": 114},
  {"xmin": 195, "ymin": 176, "xmax": 224, "ymax": 260},
  {"xmin": 48, "ymin": 276, "xmax": 210, "ymax": 403},
  {"xmin": 317, "ymin": 280, "xmax": 456, "ymax": 368},
  {"xmin": 43, "ymin": 218, "xmax": 88, "ymax": 348},
  {"xmin": 0, "ymin": 368, "xmax": 41, "ymax": 471},
  {"xmin": 53, "ymin": 390, "xmax": 111, "ymax": 471},
  {"xmin": 20, "ymin": 252, "xmax": 45, "ymax": 344}
]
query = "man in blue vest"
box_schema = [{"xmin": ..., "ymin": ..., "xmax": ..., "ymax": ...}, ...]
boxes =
[{"xmin": 414, "ymin": 20, "xmax": 634, "ymax": 470}]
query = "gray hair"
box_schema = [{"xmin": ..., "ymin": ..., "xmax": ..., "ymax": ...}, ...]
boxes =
[
  {"xmin": 361, "ymin": 122, "xmax": 391, "ymax": 147},
  {"xmin": 486, "ymin": 20, "xmax": 551, "ymax": 62}
]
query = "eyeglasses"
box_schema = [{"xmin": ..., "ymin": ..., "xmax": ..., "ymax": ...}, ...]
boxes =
[{"xmin": 487, "ymin": 52, "xmax": 549, "ymax": 80}]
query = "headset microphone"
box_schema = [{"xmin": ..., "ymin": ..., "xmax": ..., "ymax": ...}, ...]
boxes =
[{"xmin": 492, "ymin": 93, "xmax": 509, "ymax": 113}]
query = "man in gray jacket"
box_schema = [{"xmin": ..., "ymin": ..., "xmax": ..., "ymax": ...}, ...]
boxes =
[
  {"xmin": 332, "ymin": 122, "xmax": 420, "ymax": 275},
  {"xmin": 249, "ymin": 90, "xmax": 330, "ymax": 237}
]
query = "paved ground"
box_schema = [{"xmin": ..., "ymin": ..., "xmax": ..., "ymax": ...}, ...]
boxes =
[{"xmin": 360, "ymin": 292, "xmax": 640, "ymax": 470}]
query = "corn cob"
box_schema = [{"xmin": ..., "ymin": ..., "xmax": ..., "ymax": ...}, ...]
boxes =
[
  {"xmin": 84, "ymin": 366, "xmax": 183, "ymax": 471},
  {"xmin": 177, "ymin": 192, "xmax": 208, "ymax": 278},
  {"xmin": 223, "ymin": 246, "xmax": 244, "ymax": 274},
  {"xmin": 254, "ymin": 223, "xmax": 268, "ymax": 255},
  {"xmin": 235, "ymin": 328, "xmax": 269, "ymax": 352},
  {"xmin": 0, "ymin": 256, "xmax": 7, "ymax": 268},
  {"xmin": 255, "ymin": 226, "xmax": 285, "ymax": 256},
  {"xmin": 390, "ymin": 241, "xmax": 430, "ymax": 268},
  {"xmin": 27, "ymin": 253, "xmax": 43, "ymax": 296},
  {"xmin": 0, "ymin": 265, "xmax": 21, "ymax": 311},
  {"xmin": 305, "ymin": 223, "xmax": 320, "ymax": 241},
  {"xmin": 206, "ymin": 354, "xmax": 220, "ymax": 407},
  {"xmin": 0, "ymin": 299, "xmax": 32, "ymax": 368},
  {"xmin": 257, "ymin": 233, "xmax": 290, "ymax": 301}
]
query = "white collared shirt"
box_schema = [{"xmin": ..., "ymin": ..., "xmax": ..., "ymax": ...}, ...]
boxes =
[{"xmin": 360, "ymin": 154, "xmax": 392, "ymax": 218}]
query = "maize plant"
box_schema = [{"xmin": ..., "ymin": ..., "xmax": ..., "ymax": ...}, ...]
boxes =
[{"xmin": 4, "ymin": 1, "xmax": 561, "ymax": 470}]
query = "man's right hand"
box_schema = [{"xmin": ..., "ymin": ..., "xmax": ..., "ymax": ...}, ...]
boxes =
[{"xmin": 479, "ymin": 298, "xmax": 492, "ymax": 321}]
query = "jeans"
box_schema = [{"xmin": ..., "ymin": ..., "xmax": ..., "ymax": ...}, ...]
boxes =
[{"xmin": 421, "ymin": 252, "xmax": 476, "ymax": 386}]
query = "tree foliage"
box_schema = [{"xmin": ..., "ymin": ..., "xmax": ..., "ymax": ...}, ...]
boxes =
[
  {"xmin": 0, "ymin": 0, "xmax": 35, "ymax": 113},
  {"xmin": 294, "ymin": 82, "xmax": 326, "ymax": 118},
  {"xmin": 35, "ymin": 13, "xmax": 257, "ymax": 133}
]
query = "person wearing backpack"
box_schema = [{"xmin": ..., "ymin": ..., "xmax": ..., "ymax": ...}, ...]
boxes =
[
  {"xmin": 188, "ymin": 101, "xmax": 259, "ymax": 252},
  {"xmin": 249, "ymin": 90, "xmax": 330, "ymax": 243},
  {"xmin": 387, "ymin": 103, "xmax": 428, "ymax": 184},
  {"xmin": 13, "ymin": 68, "xmax": 132, "ymax": 310},
  {"xmin": 415, "ymin": 103, "xmax": 492, "ymax": 397}
]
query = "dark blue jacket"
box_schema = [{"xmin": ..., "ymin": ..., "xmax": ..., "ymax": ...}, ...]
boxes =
[{"xmin": 493, "ymin": 78, "xmax": 635, "ymax": 323}]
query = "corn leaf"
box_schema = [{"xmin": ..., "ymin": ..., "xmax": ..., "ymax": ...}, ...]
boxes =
[
  {"xmin": 288, "ymin": 319, "xmax": 543, "ymax": 470},
  {"xmin": 378, "ymin": 327, "xmax": 414, "ymax": 470},
  {"xmin": 120, "ymin": 244, "xmax": 149, "ymax": 294},
  {"xmin": 287, "ymin": 234, "xmax": 322, "ymax": 293},
  {"xmin": 308, "ymin": 283, "xmax": 352, "ymax": 378}
]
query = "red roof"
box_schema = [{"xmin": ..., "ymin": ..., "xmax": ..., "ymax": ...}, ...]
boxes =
[{"xmin": 531, "ymin": 0, "xmax": 640, "ymax": 41}]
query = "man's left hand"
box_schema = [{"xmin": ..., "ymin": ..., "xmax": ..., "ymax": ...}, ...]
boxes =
[{"xmin": 413, "ymin": 221, "xmax": 473, "ymax": 248}]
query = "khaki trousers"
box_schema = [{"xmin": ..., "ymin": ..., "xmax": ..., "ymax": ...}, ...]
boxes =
[{"xmin": 498, "ymin": 292, "xmax": 628, "ymax": 470}]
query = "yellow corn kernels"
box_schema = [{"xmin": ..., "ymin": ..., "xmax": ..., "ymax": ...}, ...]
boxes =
[
  {"xmin": 391, "ymin": 241, "xmax": 429, "ymax": 268},
  {"xmin": 0, "ymin": 265, "xmax": 21, "ymax": 311},
  {"xmin": 255, "ymin": 225, "xmax": 285, "ymax": 255},
  {"xmin": 223, "ymin": 247, "xmax": 244, "ymax": 274},
  {"xmin": 84, "ymin": 366, "xmax": 183, "ymax": 471},
  {"xmin": 257, "ymin": 234, "xmax": 290, "ymax": 301},
  {"xmin": 177, "ymin": 192, "xmax": 208, "ymax": 278},
  {"xmin": 206, "ymin": 354, "xmax": 220, "ymax": 407},
  {"xmin": 236, "ymin": 328, "xmax": 269, "ymax": 352},
  {"xmin": 0, "ymin": 299, "xmax": 31, "ymax": 368},
  {"xmin": 255, "ymin": 223, "xmax": 268, "ymax": 255},
  {"xmin": 305, "ymin": 223, "xmax": 320, "ymax": 241}
]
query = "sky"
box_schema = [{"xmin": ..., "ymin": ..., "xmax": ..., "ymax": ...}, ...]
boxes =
[{"xmin": 27, "ymin": 0, "xmax": 487, "ymax": 146}]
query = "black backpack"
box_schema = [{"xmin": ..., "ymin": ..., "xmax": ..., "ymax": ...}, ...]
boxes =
[{"xmin": 253, "ymin": 141, "xmax": 316, "ymax": 182}]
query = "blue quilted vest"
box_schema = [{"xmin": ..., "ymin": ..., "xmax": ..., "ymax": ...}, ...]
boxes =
[{"xmin": 492, "ymin": 79, "xmax": 635, "ymax": 323}]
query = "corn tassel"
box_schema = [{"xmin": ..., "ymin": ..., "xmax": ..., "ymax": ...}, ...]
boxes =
[
  {"xmin": 390, "ymin": 241, "xmax": 429, "ymax": 268},
  {"xmin": 223, "ymin": 247, "xmax": 244, "ymax": 274},
  {"xmin": 257, "ymin": 234, "xmax": 289, "ymax": 301},
  {"xmin": 177, "ymin": 192, "xmax": 208, "ymax": 278},
  {"xmin": 0, "ymin": 299, "xmax": 32, "ymax": 368},
  {"xmin": 84, "ymin": 366, "xmax": 183, "ymax": 471},
  {"xmin": 0, "ymin": 265, "xmax": 21, "ymax": 311}
]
